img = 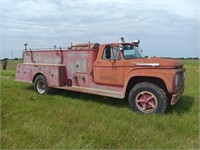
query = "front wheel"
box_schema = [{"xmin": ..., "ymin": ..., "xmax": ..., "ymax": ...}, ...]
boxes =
[
  {"xmin": 34, "ymin": 75, "xmax": 50, "ymax": 94},
  {"xmin": 128, "ymin": 82, "xmax": 167, "ymax": 114}
]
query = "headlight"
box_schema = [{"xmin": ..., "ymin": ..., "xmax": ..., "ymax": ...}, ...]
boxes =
[
  {"xmin": 183, "ymin": 71, "xmax": 186, "ymax": 79},
  {"xmin": 175, "ymin": 71, "xmax": 185, "ymax": 90},
  {"xmin": 175, "ymin": 74, "xmax": 179, "ymax": 87}
]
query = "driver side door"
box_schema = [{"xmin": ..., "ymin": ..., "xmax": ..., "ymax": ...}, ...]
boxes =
[{"xmin": 94, "ymin": 45, "xmax": 124, "ymax": 86}]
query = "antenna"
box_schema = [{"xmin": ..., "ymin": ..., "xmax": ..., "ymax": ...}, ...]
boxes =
[{"xmin": 11, "ymin": 50, "xmax": 13, "ymax": 59}]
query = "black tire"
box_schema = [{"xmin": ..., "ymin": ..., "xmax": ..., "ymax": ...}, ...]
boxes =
[
  {"xmin": 34, "ymin": 75, "xmax": 50, "ymax": 94},
  {"xmin": 128, "ymin": 82, "xmax": 167, "ymax": 114}
]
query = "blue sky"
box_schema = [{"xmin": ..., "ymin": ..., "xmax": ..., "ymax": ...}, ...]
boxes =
[{"xmin": 0, "ymin": 0, "xmax": 199, "ymax": 59}]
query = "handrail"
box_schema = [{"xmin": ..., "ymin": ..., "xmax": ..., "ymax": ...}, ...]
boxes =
[{"xmin": 23, "ymin": 47, "xmax": 67, "ymax": 51}]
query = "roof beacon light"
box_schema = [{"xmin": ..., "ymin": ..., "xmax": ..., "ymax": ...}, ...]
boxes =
[
  {"xmin": 24, "ymin": 43, "xmax": 28, "ymax": 51},
  {"xmin": 119, "ymin": 37, "xmax": 125, "ymax": 43},
  {"xmin": 132, "ymin": 39, "xmax": 140, "ymax": 47}
]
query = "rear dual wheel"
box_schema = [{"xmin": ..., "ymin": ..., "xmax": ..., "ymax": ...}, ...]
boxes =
[{"xmin": 128, "ymin": 82, "xmax": 167, "ymax": 114}]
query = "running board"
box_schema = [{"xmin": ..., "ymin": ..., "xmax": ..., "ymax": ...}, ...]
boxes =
[{"xmin": 50, "ymin": 85, "xmax": 124, "ymax": 99}]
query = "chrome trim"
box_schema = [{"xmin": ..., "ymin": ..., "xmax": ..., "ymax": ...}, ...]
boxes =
[{"xmin": 135, "ymin": 63, "xmax": 160, "ymax": 67}]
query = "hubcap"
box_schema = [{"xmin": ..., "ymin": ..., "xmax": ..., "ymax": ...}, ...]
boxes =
[
  {"xmin": 37, "ymin": 80, "xmax": 45, "ymax": 94},
  {"xmin": 135, "ymin": 91, "xmax": 158, "ymax": 113}
]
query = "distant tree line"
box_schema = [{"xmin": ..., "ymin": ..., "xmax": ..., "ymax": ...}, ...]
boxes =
[
  {"xmin": 1, "ymin": 57, "xmax": 199, "ymax": 61},
  {"xmin": 161, "ymin": 57, "xmax": 199, "ymax": 60},
  {"xmin": 0, "ymin": 58, "xmax": 22, "ymax": 61}
]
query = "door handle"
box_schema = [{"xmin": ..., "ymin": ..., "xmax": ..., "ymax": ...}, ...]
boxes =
[{"xmin": 98, "ymin": 61, "xmax": 103, "ymax": 64}]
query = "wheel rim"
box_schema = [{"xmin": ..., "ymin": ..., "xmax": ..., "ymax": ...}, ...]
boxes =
[
  {"xmin": 135, "ymin": 91, "xmax": 158, "ymax": 113},
  {"xmin": 37, "ymin": 79, "xmax": 46, "ymax": 94}
]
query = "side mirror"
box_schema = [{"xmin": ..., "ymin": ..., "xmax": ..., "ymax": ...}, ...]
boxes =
[
  {"xmin": 145, "ymin": 55, "xmax": 148, "ymax": 58},
  {"xmin": 119, "ymin": 45, "xmax": 123, "ymax": 51},
  {"xmin": 105, "ymin": 46, "xmax": 111, "ymax": 59}
]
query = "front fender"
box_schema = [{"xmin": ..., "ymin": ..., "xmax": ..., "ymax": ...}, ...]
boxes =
[{"xmin": 123, "ymin": 68, "xmax": 176, "ymax": 95}]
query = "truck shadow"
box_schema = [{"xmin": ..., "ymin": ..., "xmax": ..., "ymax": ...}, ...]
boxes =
[
  {"xmin": 26, "ymin": 85, "xmax": 128, "ymax": 108},
  {"xmin": 55, "ymin": 90, "xmax": 195, "ymax": 114},
  {"xmin": 56, "ymin": 90, "xmax": 194, "ymax": 114},
  {"xmin": 54, "ymin": 88, "xmax": 129, "ymax": 108},
  {"xmin": 26, "ymin": 86, "xmax": 194, "ymax": 114},
  {"xmin": 166, "ymin": 95, "xmax": 194, "ymax": 114}
]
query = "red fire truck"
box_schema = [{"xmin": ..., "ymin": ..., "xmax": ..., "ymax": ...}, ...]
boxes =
[{"xmin": 16, "ymin": 38, "xmax": 185, "ymax": 113}]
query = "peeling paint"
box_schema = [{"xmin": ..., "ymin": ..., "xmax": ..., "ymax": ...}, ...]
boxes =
[
  {"xmin": 16, "ymin": 43, "xmax": 185, "ymax": 104},
  {"xmin": 68, "ymin": 51, "xmax": 75, "ymax": 59},
  {"xmin": 79, "ymin": 51, "xmax": 89, "ymax": 58}
]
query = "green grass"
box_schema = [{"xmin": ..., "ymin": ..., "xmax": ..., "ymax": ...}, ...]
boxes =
[{"xmin": 1, "ymin": 59, "xmax": 199, "ymax": 149}]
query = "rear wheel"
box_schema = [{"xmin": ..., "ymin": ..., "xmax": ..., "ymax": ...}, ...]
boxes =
[
  {"xmin": 34, "ymin": 75, "xmax": 50, "ymax": 94},
  {"xmin": 128, "ymin": 82, "xmax": 167, "ymax": 114}
]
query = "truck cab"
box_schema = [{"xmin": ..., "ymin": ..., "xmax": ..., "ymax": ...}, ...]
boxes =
[
  {"xmin": 94, "ymin": 42, "xmax": 143, "ymax": 86},
  {"xmin": 16, "ymin": 38, "xmax": 185, "ymax": 114}
]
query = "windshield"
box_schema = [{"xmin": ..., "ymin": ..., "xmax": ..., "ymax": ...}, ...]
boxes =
[{"xmin": 123, "ymin": 44, "xmax": 143, "ymax": 59}]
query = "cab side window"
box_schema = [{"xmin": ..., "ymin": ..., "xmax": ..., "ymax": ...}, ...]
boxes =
[{"xmin": 102, "ymin": 46, "xmax": 120, "ymax": 60}]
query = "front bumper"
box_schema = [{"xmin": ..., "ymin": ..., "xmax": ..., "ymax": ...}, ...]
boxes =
[{"xmin": 170, "ymin": 85, "xmax": 184, "ymax": 105}]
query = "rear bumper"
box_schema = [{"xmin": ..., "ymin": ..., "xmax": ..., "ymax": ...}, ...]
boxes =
[{"xmin": 170, "ymin": 85, "xmax": 184, "ymax": 105}]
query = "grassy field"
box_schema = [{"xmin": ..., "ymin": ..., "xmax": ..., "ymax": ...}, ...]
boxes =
[{"xmin": 1, "ymin": 59, "xmax": 199, "ymax": 149}]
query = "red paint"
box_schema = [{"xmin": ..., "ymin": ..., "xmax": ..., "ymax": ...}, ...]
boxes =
[
  {"xmin": 136, "ymin": 92, "xmax": 157, "ymax": 112},
  {"xmin": 16, "ymin": 41, "xmax": 185, "ymax": 107}
]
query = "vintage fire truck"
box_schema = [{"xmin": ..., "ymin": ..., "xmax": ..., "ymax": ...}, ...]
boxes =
[{"xmin": 16, "ymin": 38, "xmax": 185, "ymax": 114}]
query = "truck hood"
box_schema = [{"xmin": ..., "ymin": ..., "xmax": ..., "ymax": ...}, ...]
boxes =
[{"xmin": 128, "ymin": 57, "xmax": 183, "ymax": 68}]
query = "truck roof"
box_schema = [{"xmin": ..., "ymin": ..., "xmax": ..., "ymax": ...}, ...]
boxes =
[
  {"xmin": 100, "ymin": 42, "xmax": 132, "ymax": 46},
  {"xmin": 24, "ymin": 42, "xmax": 133, "ymax": 52},
  {"xmin": 71, "ymin": 42, "xmax": 132, "ymax": 50},
  {"xmin": 71, "ymin": 43, "xmax": 100, "ymax": 50}
]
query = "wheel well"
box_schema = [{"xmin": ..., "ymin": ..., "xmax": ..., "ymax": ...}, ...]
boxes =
[
  {"xmin": 125, "ymin": 76, "xmax": 169, "ymax": 99},
  {"xmin": 32, "ymin": 73, "xmax": 45, "ymax": 83}
]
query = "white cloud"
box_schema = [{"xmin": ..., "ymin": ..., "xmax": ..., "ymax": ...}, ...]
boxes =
[{"xmin": 0, "ymin": 0, "xmax": 199, "ymax": 58}]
